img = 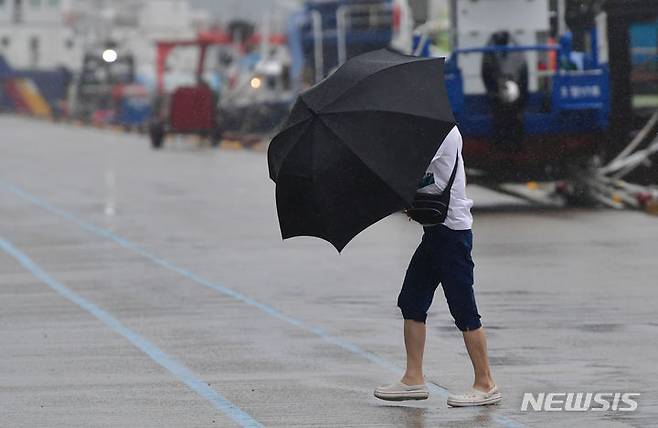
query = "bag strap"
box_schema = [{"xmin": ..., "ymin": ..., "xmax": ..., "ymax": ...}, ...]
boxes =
[{"xmin": 438, "ymin": 151, "xmax": 460, "ymax": 206}]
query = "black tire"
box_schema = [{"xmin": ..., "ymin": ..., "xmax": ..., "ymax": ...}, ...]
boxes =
[
  {"xmin": 210, "ymin": 126, "xmax": 223, "ymax": 148},
  {"xmin": 149, "ymin": 122, "xmax": 165, "ymax": 149}
]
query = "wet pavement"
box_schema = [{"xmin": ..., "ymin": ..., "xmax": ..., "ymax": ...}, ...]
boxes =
[{"xmin": 1, "ymin": 116, "xmax": 657, "ymax": 428}]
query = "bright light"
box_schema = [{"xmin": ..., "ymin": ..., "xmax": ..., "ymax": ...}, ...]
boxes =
[
  {"xmin": 102, "ymin": 49, "xmax": 118, "ymax": 63},
  {"xmin": 250, "ymin": 77, "xmax": 262, "ymax": 89}
]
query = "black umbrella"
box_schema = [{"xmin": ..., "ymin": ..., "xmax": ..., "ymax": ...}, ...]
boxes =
[{"xmin": 268, "ymin": 49, "xmax": 455, "ymax": 252}]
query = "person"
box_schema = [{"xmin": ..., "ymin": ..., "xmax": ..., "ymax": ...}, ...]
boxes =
[
  {"xmin": 481, "ymin": 31, "xmax": 529, "ymax": 152},
  {"xmin": 373, "ymin": 126, "xmax": 501, "ymax": 407}
]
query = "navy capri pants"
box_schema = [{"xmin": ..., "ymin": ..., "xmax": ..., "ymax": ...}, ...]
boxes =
[{"xmin": 397, "ymin": 225, "xmax": 482, "ymax": 331}]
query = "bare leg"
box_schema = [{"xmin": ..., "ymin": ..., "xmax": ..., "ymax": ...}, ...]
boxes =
[
  {"xmin": 462, "ymin": 327, "xmax": 496, "ymax": 391},
  {"xmin": 401, "ymin": 319, "xmax": 426, "ymax": 385}
]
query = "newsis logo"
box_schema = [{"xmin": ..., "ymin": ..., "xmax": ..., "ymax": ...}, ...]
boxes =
[{"xmin": 521, "ymin": 392, "xmax": 640, "ymax": 412}]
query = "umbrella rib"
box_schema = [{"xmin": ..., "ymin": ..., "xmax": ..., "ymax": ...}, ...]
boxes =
[
  {"xmin": 279, "ymin": 116, "xmax": 312, "ymax": 134},
  {"xmin": 276, "ymin": 98, "xmax": 314, "ymax": 134},
  {"xmin": 268, "ymin": 118, "xmax": 315, "ymax": 182}
]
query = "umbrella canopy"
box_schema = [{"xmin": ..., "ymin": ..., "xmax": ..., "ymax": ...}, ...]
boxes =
[{"xmin": 268, "ymin": 48, "xmax": 455, "ymax": 252}]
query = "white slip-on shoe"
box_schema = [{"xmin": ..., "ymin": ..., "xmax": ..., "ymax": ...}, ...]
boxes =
[
  {"xmin": 447, "ymin": 385, "xmax": 502, "ymax": 407},
  {"xmin": 374, "ymin": 381, "xmax": 429, "ymax": 401}
]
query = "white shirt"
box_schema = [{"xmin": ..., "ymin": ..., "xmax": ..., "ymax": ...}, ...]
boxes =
[{"xmin": 417, "ymin": 126, "xmax": 474, "ymax": 230}]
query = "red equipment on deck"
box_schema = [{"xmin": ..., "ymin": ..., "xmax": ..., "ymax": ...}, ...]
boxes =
[{"xmin": 169, "ymin": 86, "xmax": 215, "ymax": 132}]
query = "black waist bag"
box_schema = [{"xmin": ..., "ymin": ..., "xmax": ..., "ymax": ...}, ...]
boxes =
[{"xmin": 406, "ymin": 153, "xmax": 459, "ymax": 227}]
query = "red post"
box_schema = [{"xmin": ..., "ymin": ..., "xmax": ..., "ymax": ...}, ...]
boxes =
[
  {"xmin": 196, "ymin": 43, "xmax": 208, "ymax": 82},
  {"xmin": 156, "ymin": 43, "xmax": 174, "ymax": 95}
]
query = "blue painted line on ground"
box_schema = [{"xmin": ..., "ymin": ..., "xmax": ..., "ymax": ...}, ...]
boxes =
[
  {"xmin": 0, "ymin": 237, "xmax": 263, "ymax": 428},
  {"xmin": 0, "ymin": 179, "xmax": 528, "ymax": 428}
]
